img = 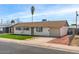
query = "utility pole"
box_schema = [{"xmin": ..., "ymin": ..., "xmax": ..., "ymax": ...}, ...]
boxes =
[{"xmin": 76, "ymin": 11, "xmax": 78, "ymax": 35}]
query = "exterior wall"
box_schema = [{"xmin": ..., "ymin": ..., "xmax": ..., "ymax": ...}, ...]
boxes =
[
  {"xmin": 34, "ymin": 27, "xmax": 50, "ymax": 36},
  {"xmin": 60, "ymin": 26, "xmax": 68, "ymax": 36},
  {"xmin": 14, "ymin": 27, "xmax": 50, "ymax": 36},
  {"xmin": 0, "ymin": 27, "xmax": 3, "ymax": 31},
  {"xmin": 10, "ymin": 27, "xmax": 14, "ymax": 33},
  {"xmin": 49, "ymin": 28, "xmax": 60, "ymax": 37},
  {"xmin": 0, "ymin": 27, "xmax": 9, "ymax": 33},
  {"xmin": 13, "ymin": 26, "xmax": 68, "ymax": 37},
  {"xmin": 14, "ymin": 27, "xmax": 31, "ymax": 35}
]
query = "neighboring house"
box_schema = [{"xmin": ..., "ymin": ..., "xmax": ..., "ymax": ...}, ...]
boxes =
[
  {"xmin": 0, "ymin": 19, "xmax": 20, "ymax": 33},
  {"xmin": 0, "ymin": 24, "xmax": 10, "ymax": 33},
  {"xmin": 10, "ymin": 20, "xmax": 69, "ymax": 37},
  {"xmin": 68, "ymin": 25, "xmax": 79, "ymax": 35}
]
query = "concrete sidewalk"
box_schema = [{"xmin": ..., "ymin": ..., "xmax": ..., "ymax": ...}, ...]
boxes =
[{"xmin": 0, "ymin": 37, "xmax": 79, "ymax": 53}]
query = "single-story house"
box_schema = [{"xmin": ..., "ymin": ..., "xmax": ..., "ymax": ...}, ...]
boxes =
[{"xmin": 10, "ymin": 20, "xmax": 69, "ymax": 37}]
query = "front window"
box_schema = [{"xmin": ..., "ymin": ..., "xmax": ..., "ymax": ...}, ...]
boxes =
[
  {"xmin": 23, "ymin": 27, "xmax": 29, "ymax": 30},
  {"xmin": 16, "ymin": 27, "xmax": 21, "ymax": 30},
  {"xmin": 36, "ymin": 27, "xmax": 43, "ymax": 32}
]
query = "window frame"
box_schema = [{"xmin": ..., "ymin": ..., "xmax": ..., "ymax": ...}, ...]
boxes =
[
  {"xmin": 16, "ymin": 27, "xmax": 21, "ymax": 30},
  {"xmin": 23, "ymin": 27, "xmax": 29, "ymax": 31},
  {"xmin": 36, "ymin": 27, "xmax": 43, "ymax": 32}
]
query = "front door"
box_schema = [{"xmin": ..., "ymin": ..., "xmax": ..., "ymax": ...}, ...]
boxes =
[{"xmin": 31, "ymin": 27, "xmax": 34, "ymax": 35}]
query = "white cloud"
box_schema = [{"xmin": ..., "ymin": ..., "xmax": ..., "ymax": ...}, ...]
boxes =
[{"xmin": 3, "ymin": 6, "xmax": 79, "ymax": 20}]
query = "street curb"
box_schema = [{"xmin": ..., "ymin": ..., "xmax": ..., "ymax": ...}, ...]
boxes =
[
  {"xmin": 0, "ymin": 38, "xmax": 79, "ymax": 53},
  {"xmin": 20, "ymin": 43, "xmax": 79, "ymax": 53}
]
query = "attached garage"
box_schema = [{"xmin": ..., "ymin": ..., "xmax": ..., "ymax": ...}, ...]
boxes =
[{"xmin": 49, "ymin": 28, "xmax": 60, "ymax": 37}]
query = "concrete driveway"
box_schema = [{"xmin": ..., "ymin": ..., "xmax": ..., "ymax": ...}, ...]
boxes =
[
  {"xmin": 0, "ymin": 41, "xmax": 75, "ymax": 54},
  {"xmin": 24, "ymin": 37, "xmax": 55, "ymax": 44}
]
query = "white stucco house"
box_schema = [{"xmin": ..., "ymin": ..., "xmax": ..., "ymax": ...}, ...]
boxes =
[{"xmin": 10, "ymin": 20, "xmax": 69, "ymax": 37}]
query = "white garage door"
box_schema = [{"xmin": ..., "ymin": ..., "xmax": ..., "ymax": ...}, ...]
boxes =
[{"xmin": 49, "ymin": 28, "xmax": 60, "ymax": 37}]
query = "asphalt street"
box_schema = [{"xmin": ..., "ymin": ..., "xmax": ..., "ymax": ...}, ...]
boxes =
[{"xmin": 0, "ymin": 41, "xmax": 76, "ymax": 54}]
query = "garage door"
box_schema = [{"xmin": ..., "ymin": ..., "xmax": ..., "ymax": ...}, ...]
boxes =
[{"xmin": 49, "ymin": 28, "xmax": 60, "ymax": 37}]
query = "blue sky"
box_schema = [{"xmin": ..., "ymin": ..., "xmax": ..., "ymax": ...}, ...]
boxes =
[{"xmin": 0, "ymin": 4, "xmax": 79, "ymax": 25}]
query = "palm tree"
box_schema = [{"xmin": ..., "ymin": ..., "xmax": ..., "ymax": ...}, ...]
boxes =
[
  {"xmin": 31, "ymin": 6, "xmax": 35, "ymax": 23},
  {"xmin": 31, "ymin": 6, "xmax": 35, "ymax": 35}
]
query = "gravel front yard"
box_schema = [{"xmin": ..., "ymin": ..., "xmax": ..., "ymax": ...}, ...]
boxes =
[
  {"xmin": 71, "ymin": 35, "xmax": 79, "ymax": 46},
  {"xmin": 48, "ymin": 36, "xmax": 69, "ymax": 45}
]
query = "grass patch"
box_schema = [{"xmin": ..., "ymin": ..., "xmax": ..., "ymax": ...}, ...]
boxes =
[{"xmin": 0, "ymin": 34, "xmax": 32, "ymax": 40}]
